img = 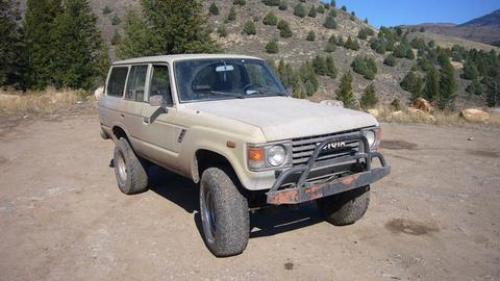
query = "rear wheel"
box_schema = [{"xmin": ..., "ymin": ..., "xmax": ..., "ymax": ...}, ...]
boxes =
[
  {"xmin": 199, "ymin": 167, "xmax": 250, "ymax": 257},
  {"xmin": 113, "ymin": 138, "xmax": 149, "ymax": 195},
  {"xmin": 318, "ymin": 186, "xmax": 370, "ymax": 226}
]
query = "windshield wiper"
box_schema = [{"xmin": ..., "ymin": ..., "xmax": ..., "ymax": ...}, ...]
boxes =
[
  {"xmin": 249, "ymin": 88, "xmax": 288, "ymax": 97},
  {"xmin": 209, "ymin": 91, "xmax": 246, "ymax": 99}
]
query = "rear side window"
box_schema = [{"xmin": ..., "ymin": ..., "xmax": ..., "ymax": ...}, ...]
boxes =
[
  {"xmin": 125, "ymin": 65, "xmax": 148, "ymax": 102},
  {"xmin": 107, "ymin": 67, "xmax": 129, "ymax": 97}
]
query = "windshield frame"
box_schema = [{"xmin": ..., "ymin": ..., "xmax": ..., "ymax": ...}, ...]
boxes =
[{"xmin": 173, "ymin": 58, "xmax": 286, "ymax": 104}]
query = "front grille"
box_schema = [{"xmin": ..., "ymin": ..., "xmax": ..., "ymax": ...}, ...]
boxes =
[{"xmin": 291, "ymin": 131, "xmax": 361, "ymax": 166}]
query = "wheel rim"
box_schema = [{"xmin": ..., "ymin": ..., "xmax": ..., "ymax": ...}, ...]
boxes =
[
  {"xmin": 116, "ymin": 151, "xmax": 127, "ymax": 185},
  {"xmin": 201, "ymin": 186, "xmax": 216, "ymax": 244}
]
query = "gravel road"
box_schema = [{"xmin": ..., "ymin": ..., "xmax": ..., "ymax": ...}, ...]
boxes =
[{"xmin": 1, "ymin": 110, "xmax": 499, "ymax": 281}]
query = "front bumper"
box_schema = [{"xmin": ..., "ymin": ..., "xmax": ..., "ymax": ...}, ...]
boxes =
[{"xmin": 266, "ymin": 132, "xmax": 391, "ymax": 205}]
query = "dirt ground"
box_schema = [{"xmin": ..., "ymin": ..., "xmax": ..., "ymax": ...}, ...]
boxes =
[{"xmin": 1, "ymin": 106, "xmax": 500, "ymax": 281}]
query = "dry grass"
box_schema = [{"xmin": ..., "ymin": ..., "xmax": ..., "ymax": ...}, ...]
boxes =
[
  {"xmin": 0, "ymin": 88, "xmax": 85, "ymax": 116},
  {"xmin": 374, "ymin": 105, "xmax": 500, "ymax": 127}
]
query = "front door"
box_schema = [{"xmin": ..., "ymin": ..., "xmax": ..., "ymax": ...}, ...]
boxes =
[{"xmin": 139, "ymin": 64, "xmax": 184, "ymax": 171}]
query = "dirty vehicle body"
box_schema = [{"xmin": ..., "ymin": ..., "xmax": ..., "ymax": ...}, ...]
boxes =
[{"xmin": 98, "ymin": 54, "xmax": 390, "ymax": 256}]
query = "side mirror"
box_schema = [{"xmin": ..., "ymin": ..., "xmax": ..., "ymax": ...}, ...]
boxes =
[{"xmin": 149, "ymin": 95, "xmax": 167, "ymax": 107}]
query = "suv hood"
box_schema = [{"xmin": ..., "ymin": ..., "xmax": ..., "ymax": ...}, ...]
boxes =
[{"xmin": 185, "ymin": 97, "xmax": 378, "ymax": 141}]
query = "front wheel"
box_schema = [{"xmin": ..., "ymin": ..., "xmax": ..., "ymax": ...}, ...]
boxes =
[
  {"xmin": 113, "ymin": 137, "xmax": 149, "ymax": 195},
  {"xmin": 199, "ymin": 167, "xmax": 250, "ymax": 257},
  {"xmin": 317, "ymin": 186, "xmax": 370, "ymax": 226}
]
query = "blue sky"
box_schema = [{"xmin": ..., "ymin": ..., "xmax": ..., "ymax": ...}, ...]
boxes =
[{"xmin": 322, "ymin": 0, "xmax": 500, "ymax": 27}]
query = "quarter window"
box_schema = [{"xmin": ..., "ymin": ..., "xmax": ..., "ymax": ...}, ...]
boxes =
[
  {"xmin": 125, "ymin": 65, "xmax": 148, "ymax": 102},
  {"xmin": 107, "ymin": 67, "xmax": 129, "ymax": 97}
]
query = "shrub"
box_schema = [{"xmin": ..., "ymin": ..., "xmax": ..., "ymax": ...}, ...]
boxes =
[
  {"xmin": 242, "ymin": 20, "xmax": 256, "ymax": 35},
  {"xmin": 324, "ymin": 42, "xmax": 336, "ymax": 53},
  {"xmin": 263, "ymin": 0, "xmax": 280, "ymax": 6},
  {"xmin": 400, "ymin": 71, "xmax": 423, "ymax": 101},
  {"xmin": 325, "ymin": 55, "xmax": 337, "ymax": 78},
  {"xmin": 306, "ymin": 31, "xmax": 315, "ymax": 41},
  {"xmin": 357, "ymin": 27, "xmax": 374, "ymax": 40},
  {"xmin": 466, "ymin": 79, "xmax": 483, "ymax": 96},
  {"xmin": 393, "ymin": 41, "xmax": 414, "ymax": 59},
  {"xmin": 317, "ymin": 5, "xmax": 324, "ymax": 14},
  {"xmin": 323, "ymin": 15, "xmax": 337, "ymax": 29},
  {"xmin": 294, "ymin": 3, "xmax": 306, "ymax": 18},
  {"xmin": 265, "ymin": 39, "xmax": 279, "ymax": 53},
  {"xmin": 351, "ymin": 56, "xmax": 377, "ymax": 80},
  {"xmin": 209, "ymin": 2, "xmax": 219, "ymax": 15},
  {"xmin": 263, "ymin": 11, "xmax": 278, "ymax": 26},
  {"xmin": 360, "ymin": 83, "xmax": 378, "ymax": 109},
  {"xmin": 217, "ymin": 25, "xmax": 228, "ymax": 37},
  {"xmin": 111, "ymin": 30, "xmax": 121, "ymax": 46},
  {"xmin": 312, "ymin": 55, "xmax": 327, "ymax": 76},
  {"xmin": 233, "ymin": 0, "xmax": 246, "ymax": 5},
  {"xmin": 277, "ymin": 19, "xmax": 292, "ymax": 38},
  {"xmin": 341, "ymin": 5, "xmax": 347, "ymax": 11},
  {"xmin": 384, "ymin": 54, "xmax": 397, "ymax": 66}
]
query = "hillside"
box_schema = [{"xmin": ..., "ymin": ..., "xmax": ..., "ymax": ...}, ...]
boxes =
[{"xmin": 406, "ymin": 9, "xmax": 500, "ymax": 47}]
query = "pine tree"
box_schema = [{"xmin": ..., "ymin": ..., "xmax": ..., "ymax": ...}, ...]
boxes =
[
  {"xmin": 120, "ymin": 0, "xmax": 219, "ymax": 58},
  {"xmin": 294, "ymin": 3, "xmax": 306, "ymax": 18},
  {"xmin": 336, "ymin": 72, "xmax": 357, "ymax": 108},
  {"xmin": 24, "ymin": 0, "xmax": 63, "ymax": 89},
  {"xmin": 306, "ymin": 30, "xmax": 315, "ymax": 41},
  {"xmin": 111, "ymin": 29, "xmax": 122, "ymax": 45},
  {"xmin": 278, "ymin": 0, "xmax": 287, "ymax": 10},
  {"xmin": 323, "ymin": 15, "xmax": 337, "ymax": 29},
  {"xmin": 384, "ymin": 54, "xmax": 397, "ymax": 66},
  {"xmin": 217, "ymin": 24, "xmax": 228, "ymax": 37},
  {"xmin": 360, "ymin": 83, "xmax": 378, "ymax": 109},
  {"xmin": 111, "ymin": 14, "xmax": 121, "ymax": 25},
  {"xmin": 400, "ymin": 71, "xmax": 423, "ymax": 101},
  {"xmin": 424, "ymin": 66, "xmax": 440, "ymax": 102},
  {"xmin": 117, "ymin": 10, "xmax": 163, "ymax": 58},
  {"xmin": 299, "ymin": 61, "xmax": 319, "ymax": 96},
  {"xmin": 461, "ymin": 59, "xmax": 479, "ymax": 80},
  {"xmin": 466, "ymin": 79, "xmax": 483, "ymax": 96},
  {"xmin": 312, "ymin": 55, "xmax": 327, "ymax": 76},
  {"xmin": 227, "ymin": 6, "xmax": 236, "ymax": 21},
  {"xmin": 438, "ymin": 59, "xmax": 457, "ymax": 110},
  {"xmin": 0, "ymin": 0, "xmax": 23, "ymax": 87},
  {"xmin": 325, "ymin": 55, "xmax": 337, "ymax": 79},
  {"xmin": 209, "ymin": 2, "xmax": 219, "ymax": 16},
  {"xmin": 308, "ymin": 6, "xmax": 316, "ymax": 18},
  {"xmin": 51, "ymin": 0, "xmax": 109, "ymax": 90},
  {"xmin": 485, "ymin": 76, "xmax": 499, "ymax": 107}
]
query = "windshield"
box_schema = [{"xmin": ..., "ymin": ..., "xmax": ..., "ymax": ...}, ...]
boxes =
[{"xmin": 174, "ymin": 59, "xmax": 287, "ymax": 103}]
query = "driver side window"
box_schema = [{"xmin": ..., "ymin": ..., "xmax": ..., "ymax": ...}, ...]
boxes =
[{"xmin": 149, "ymin": 65, "xmax": 173, "ymax": 106}]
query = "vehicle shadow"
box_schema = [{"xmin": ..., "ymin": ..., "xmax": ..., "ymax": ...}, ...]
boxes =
[{"xmin": 146, "ymin": 165, "xmax": 324, "ymax": 239}]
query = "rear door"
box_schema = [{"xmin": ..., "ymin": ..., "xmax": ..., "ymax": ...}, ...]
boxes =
[{"xmin": 99, "ymin": 66, "xmax": 129, "ymax": 129}]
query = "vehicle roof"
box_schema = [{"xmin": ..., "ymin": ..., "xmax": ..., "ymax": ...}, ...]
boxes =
[{"xmin": 113, "ymin": 54, "xmax": 263, "ymax": 65}]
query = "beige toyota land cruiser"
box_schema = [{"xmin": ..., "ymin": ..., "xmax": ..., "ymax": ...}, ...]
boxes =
[{"xmin": 98, "ymin": 54, "xmax": 390, "ymax": 257}]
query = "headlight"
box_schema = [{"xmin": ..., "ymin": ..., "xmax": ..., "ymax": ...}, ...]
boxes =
[
  {"xmin": 247, "ymin": 143, "xmax": 291, "ymax": 171},
  {"xmin": 362, "ymin": 128, "xmax": 381, "ymax": 151},
  {"xmin": 267, "ymin": 145, "xmax": 286, "ymax": 167}
]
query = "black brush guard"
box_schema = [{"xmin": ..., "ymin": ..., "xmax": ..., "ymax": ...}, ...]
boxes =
[{"xmin": 266, "ymin": 131, "xmax": 390, "ymax": 205}]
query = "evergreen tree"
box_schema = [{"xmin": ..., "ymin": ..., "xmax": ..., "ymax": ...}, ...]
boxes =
[
  {"xmin": 119, "ymin": 0, "xmax": 219, "ymax": 58},
  {"xmin": 400, "ymin": 71, "xmax": 423, "ymax": 101},
  {"xmin": 111, "ymin": 29, "xmax": 122, "ymax": 45},
  {"xmin": 278, "ymin": 0, "xmax": 287, "ymax": 10},
  {"xmin": 265, "ymin": 38, "xmax": 279, "ymax": 54},
  {"xmin": 242, "ymin": 20, "xmax": 256, "ymax": 35},
  {"xmin": 209, "ymin": 2, "xmax": 219, "ymax": 16},
  {"xmin": 325, "ymin": 55, "xmax": 337, "ymax": 79},
  {"xmin": 423, "ymin": 66, "xmax": 440, "ymax": 102},
  {"xmin": 308, "ymin": 6, "xmax": 316, "ymax": 18},
  {"xmin": 299, "ymin": 61, "xmax": 319, "ymax": 96},
  {"xmin": 24, "ymin": 0, "xmax": 63, "ymax": 89},
  {"xmin": 263, "ymin": 11, "xmax": 278, "ymax": 26},
  {"xmin": 461, "ymin": 59, "xmax": 479, "ymax": 80},
  {"xmin": 277, "ymin": 19, "xmax": 292, "ymax": 38},
  {"xmin": 336, "ymin": 72, "xmax": 356, "ymax": 108},
  {"xmin": 324, "ymin": 42, "xmax": 336, "ymax": 53},
  {"xmin": 0, "ymin": 0, "xmax": 23, "ymax": 87},
  {"xmin": 217, "ymin": 24, "xmax": 228, "ymax": 37},
  {"xmin": 117, "ymin": 10, "xmax": 163, "ymax": 58},
  {"xmin": 485, "ymin": 76, "xmax": 499, "ymax": 107},
  {"xmin": 306, "ymin": 30, "xmax": 315, "ymax": 41},
  {"xmin": 384, "ymin": 54, "xmax": 397, "ymax": 66},
  {"xmin": 351, "ymin": 56, "xmax": 377, "ymax": 80},
  {"xmin": 438, "ymin": 59, "xmax": 457, "ymax": 109},
  {"xmin": 227, "ymin": 6, "xmax": 236, "ymax": 21},
  {"xmin": 323, "ymin": 15, "xmax": 337, "ymax": 29},
  {"xmin": 360, "ymin": 83, "xmax": 378, "ymax": 109},
  {"xmin": 344, "ymin": 36, "xmax": 360, "ymax": 50},
  {"xmin": 294, "ymin": 3, "xmax": 306, "ymax": 18},
  {"xmin": 316, "ymin": 4, "xmax": 324, "ymax": 14},
  {"xmin": 51, "ymin": 0, "xmax": 109, "ymax": 90},
  {"xmin": 102, "ymin": 5, "xmax": 112, "ymax": 15},
  {"xmin": 111, "ymin": 14, "xmax": 121, "ymax": 25},
  {"xmin": 312, "ymin": 55, "xmax": 327, "ymax": 76},
  {"xmin": 466, "ymin": 79, "xmax": 483, "ymax": 96}
]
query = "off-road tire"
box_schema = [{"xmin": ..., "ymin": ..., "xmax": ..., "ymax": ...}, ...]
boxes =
[
  {"xmin": 200, "ymin": 167, "xmax": 250, "ymax": 257},
  {"xmin": 318, "ymin": 186, "xmax": 370, "ymax": 226},
  {"xmin": 113, "ymin": 137, "xmax": 149, "ymax": 195}
]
